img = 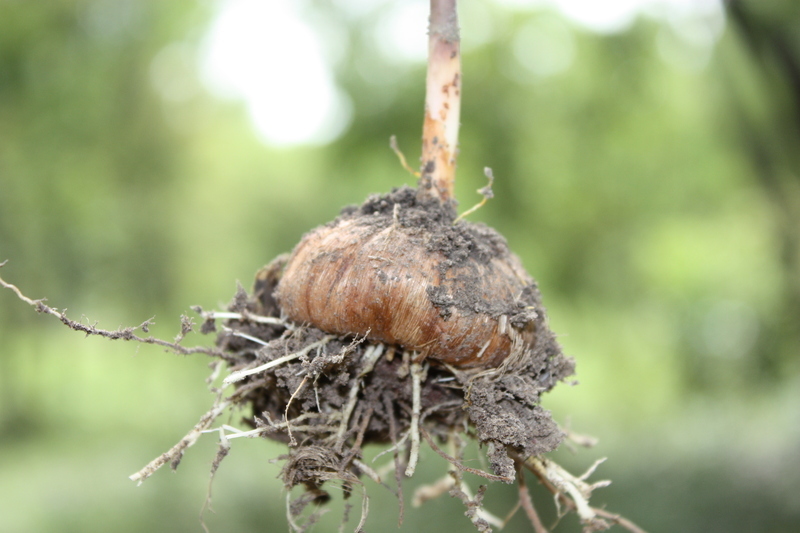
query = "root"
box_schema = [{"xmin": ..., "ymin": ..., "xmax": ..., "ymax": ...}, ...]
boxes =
[
  {"xmin": 453, "ymin": 480, "xmax": 504, "ymax": 531},
  {"xmin": 454, "ymin": 167, "xmax": 495, "ymax": 223},
  {"xmin": 254, "ymin": 413, "xmax": 337, "ymax": 438},
  {"xmin": 420, "ymin": 427, "xmax": 512, "ymax": 483},
  {"xmin": 382, "ymin": 394, "xmax": 405, "ymax": 526},
  {"xmin": 410, "ymin": 433, "xmax": 500, "ymax": 531},
  {"xmin": 4, "ymin": 261, "xmax": 623, "ymax": 532},
  {"xmin": 355, "ymin": 485, "xmax": 369, "ymax": 533},
  {"xmin": 515, "ymin": 458, "xmax": 547, "ymax": 533},
  {"xmin": 285, "ymin": 376, "xmax": 310, "ymax": 446},
  {"xmin": 0, "ymin": 265, "xmax": 221, "ymax": 357},
  {"xmin": 527, "ymin": 456, "xmax": 610, "ymax": 523},
  {"xmin": 413, "ymin": 432, "xmax": 505, "ymax": 531},
  {"xmin": 286, "ymin": 490, "xmax": 329, "ymax": 533},
  {"xmin": 223, "ymin": 335, "xmax": 335, "ymax": 385},
  {"xmin": 352, "ymin": 458, "xmax": 381, "ymax": 485},
  {"xmin": 448, "ymin": 471, "xmax": 493, "ymax": 533},
  {"xmin": 200, "ymin": 427, "xmax": 232, "ymax": 533},
  {"xmin": 413, "ymin": 474, "xmax": 456, "ymax": 507},
  {"xmin": 357, "ymin": 343, "xmax": 384, "ymax": 377},
  {"xmin": 284, "ymin": 462, "xmax": 369, "ymax": 533},
  {"xmin": 404, "ymin": 361, "xmax": 425, "ymax": 477},
  {"xmin": 389, "ymin": 136, "xmax": 420, "ymax": 177},
  {"xmin": 129, "ymin": 399, "xmax": 232, "ymax": 484},
  {"xmin": 222, "ymin": 325, "xmax": 271, "ymax": 346},
  {"xmin": 339, "ymin": 406, "xmax": 373, "ymax": 470},
  {"xmin": 336, "ymin": 344, "xmax": 384, "ymax": 451},
  {"xmin": 194, "ymin": 308, "xmax": 290, "ymax": 329},
  {"xmin": 514, "ymin": 453, "xmax": 648, "ymax": 533}
]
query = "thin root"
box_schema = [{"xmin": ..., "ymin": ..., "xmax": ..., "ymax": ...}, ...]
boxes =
[
  {"xmin": 420, "ymin": 427, "xmax": 512, "ymax": 483},
  {"xmin": 412, "ymin": 474, "xmax": 456, "ymax": 507},
  {"xmin": 390, "ymin": 136, "xmax": 420, "ymax": 177},
  {"xmin": 514, "ymin": 458, "xmax": 548, "ymax": 533},
  {"xmin": 516, "ymin": 453, "xmax": 648, "ymax": 533},
  {"xmin": 196, "ymin": 308, "xmax": 290, "ymax": 328},
  {"xmin": 130, "ymin": 399, "xmax": 232, "ymax": 484},
  {"xmin": 223, "ymin": 335, "xmax": 334, "ymax": 385},
  {"xmin": 336, "ymin": 344, "xmax": 383, "ymax": 450},
  {"xmin": 200, "ymin": 427, "xmax": 232, "ymax": 532},
  {"xmin": 448, "ymin": 467, "xmax": 494, "ymax": 533},
  {"xmin": 454, "ymin": 167, "xmax": 495, "ymax": 223},
  {"xmin": 412, "ymin": 434, "xmax": 506, "ymax": 532},
  {"xmin": 0, "ymin": 268, "xmax": 221, "ymax": 357},
  {"xmin": 404, "ymin": 361, "xmax": 425, "ymax": 477},
  {"xmin": 285, "ymin": 376, "xmax": 310, "ymax": 446}
]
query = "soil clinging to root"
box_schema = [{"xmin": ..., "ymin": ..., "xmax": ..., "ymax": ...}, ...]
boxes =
[{"xmin": 211, "ymin": 186, "xmax": 575, "ymax": 512}]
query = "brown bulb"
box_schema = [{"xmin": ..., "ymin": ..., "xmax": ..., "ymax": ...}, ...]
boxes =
[{"xmin": 275, "ymin": 187, "xmax": 541, "ymax": 369}]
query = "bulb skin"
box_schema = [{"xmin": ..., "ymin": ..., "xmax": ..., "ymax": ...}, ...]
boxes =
[{"xmin": 275, "ymin": 190, "xmax": 539, "ymax": 368}]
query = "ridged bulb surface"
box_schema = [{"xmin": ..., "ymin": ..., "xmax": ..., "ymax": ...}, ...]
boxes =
[{"xmin": 276, "ymin": 210, "xmax": 539, "ymax": 368}]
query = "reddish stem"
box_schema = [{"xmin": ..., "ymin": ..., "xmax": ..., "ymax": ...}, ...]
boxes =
[{"xmin": 418, "ymin": 0, "xmax": 461, "ymax": 203}]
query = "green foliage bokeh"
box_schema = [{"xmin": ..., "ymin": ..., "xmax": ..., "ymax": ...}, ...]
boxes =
[{"xmin": 1, "ymin": 1, "xmax": 798, "ymax": 532}]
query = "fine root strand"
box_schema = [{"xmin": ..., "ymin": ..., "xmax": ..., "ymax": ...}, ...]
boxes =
[
  {"xmin": 514, "ymin": 457, "xmax": 548, "ymax": 533},
  {"xmin": 515, "ymin": 453, "xmax": 648, "ymax": 533},
  {"xmin": 223, "ymin": 335, "xmax": 335, "ymax": 385},
  {"xmin": 285, "ymin": 376, "xmax": 310, "ymax": 446},
  {"xmin": 389, "ymin": 136, "xmax": 420, "ymax": 177},
  {"xmin": 335, "ymin": 346, "xmax": 381, "ymax": 451},
  {"xmin": 454, "ymin": 167, "xmax": 495, "ymax": 223},
  {"xmin": 404, "ymin": 361, "xmax": 424, "ymax": 477},
  {"xmin": 420, "ymin": 427, "xmax": 512, "ymax": 483},
  {"xmin": 0, "ymin": 267, "xmax": 221, "ymax": 357},
  {"xmin": 200, "ymin": 427, "xmax": 232, "ymax": 533},
  {"xmin": 130, "ymin": 399, "xmax": 232, "ymax": 484}
]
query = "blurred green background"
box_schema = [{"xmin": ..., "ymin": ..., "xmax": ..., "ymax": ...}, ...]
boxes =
[{"xmin": 1, "ymin": 0, "xmax": 799, "ymax": 532}]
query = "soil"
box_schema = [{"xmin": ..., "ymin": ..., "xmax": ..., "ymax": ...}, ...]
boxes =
[{"xmin": 212, "ymin": 186, "xmax": 575, "ymax": 517}]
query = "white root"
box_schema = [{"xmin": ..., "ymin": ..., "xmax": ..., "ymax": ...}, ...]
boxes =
[
  {"xmin": 336, "ymin": 376, "xmax": 362, "ymax": 450},
  {"xmin": 352, "ymin": 458, "xmax": 382, "ymax": 485},
  {"xmin": 358, "ymin": 343, "xmax": 384, "ymax": 377},
  {"xmin": 372, "ymin": 430, "xmax": 410, "ymax": 463},
  {"xmin": 412, "ymin": 474, "xmax": 456, "ymax": 506},
  {"xmin": 199, "ymin": 309, "xmax": 290, "ymax": 328},
  {"xmin": 335, "ymin": 344, "xmax": 384, "ymax": 449},
  {"xmin": 223, "ymin": 326, "xmax": 270, "ymax": 346},
  {"xmin": 355, "ymin": 485, "xmax": 369, "ymax": 533},
  {"xmin": 222, "ymin": 335, "xmax": 334, "ymax": 385},
  {"xmin": 404, "ymin": 361, "xmax": 425, "ymax": 477},
  {"xmin": 284, "ymin": 376, "xmax": 309, "ymax": 446},
  {"xmin": 205, "ymin": 359, "xmax": 224, "ymax": 387},
  {"xmin": 524, "ymin": 456, "xmax": 612, "ymax": 523}
]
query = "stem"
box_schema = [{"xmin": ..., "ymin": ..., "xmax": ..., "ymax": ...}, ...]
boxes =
[{"xmin": 418, "ymin": 0, "xmax": 461, "ymax": 203}]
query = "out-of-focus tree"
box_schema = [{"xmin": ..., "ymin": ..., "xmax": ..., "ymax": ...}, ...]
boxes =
[
  {"xmin": 725, "ymin": 0, "xmax": 800, "ymax": 379},
  {"xmin": 0, "ymin": 1, "xmax": 210, "ymax": 316}
]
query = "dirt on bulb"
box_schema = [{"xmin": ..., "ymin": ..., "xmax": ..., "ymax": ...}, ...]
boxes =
[{"xmin": 210, "ymin": 185, "xmax": 574, "ymax": 505}]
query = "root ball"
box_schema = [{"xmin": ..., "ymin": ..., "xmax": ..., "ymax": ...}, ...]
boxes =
[{"xmin": 210, "ymin": 186, "xmax": 574, "ymax": 528}]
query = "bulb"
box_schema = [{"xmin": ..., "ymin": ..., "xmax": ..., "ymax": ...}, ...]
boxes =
[{"xmin": 275, "ymin": 187, "xmax": 542, "ymax": 369}]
